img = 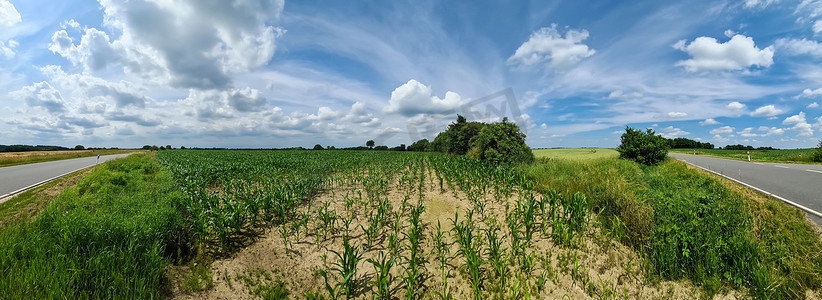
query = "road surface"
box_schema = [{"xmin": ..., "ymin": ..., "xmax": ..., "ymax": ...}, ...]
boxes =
[
  {"xmin": 0, "ymin": 153, "xmax": 135, "ymax": 201},
  {"xmin": 670, "ymin": 153, "xmax": 822, "ymax": 228}
]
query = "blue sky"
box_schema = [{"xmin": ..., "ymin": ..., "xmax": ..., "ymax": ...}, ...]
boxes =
[{"xmin": 2, "ymin": 0, "xmax": 822, "ymax": 149}]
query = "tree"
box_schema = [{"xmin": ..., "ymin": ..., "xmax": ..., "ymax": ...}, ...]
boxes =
[
  {"xmin": 813, "ymin": 140, "xmax": 822, "ymax": 162},
  {"xmin": 180, "ymin": 146, "xmax": 186, "ymax": 150},
  {"xmin": 142, "ymin": 145, "xmax": 151, "ymax": 150},
  {"xmin": 467, "ymin": 117, "xmax": 534, "ymax": 165},
  {"xmin": 617, "ymin": 126, "xmax": 669, "ymax": 166},
  {"xmin": 313, "ymin": 144, "xmax": 324, "ymax": 150},
  {"xmin": 74, "ymin": 145, "xmax": 85, "ymax": 150},
  {"xmin": 407, "ymin": 139, "xmax": 430, "ymax": 152},
  {"xmin": 374, "ymin": 145, "xmax": 389, "ymax": 151},
  {"xmin": 366, "ymin": 140, "xmax": 375, "ymax": 149},
  {"xmin": 166, "ymin": 145, "xmax": 172, "ymax": 150}
]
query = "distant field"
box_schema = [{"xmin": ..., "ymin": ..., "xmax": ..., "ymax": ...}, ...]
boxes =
[
  {"xmin": 0, "ymin": 149, "xmax": 138, "ymax": 168},
  {"xmin": 670, "ymin": 148, "xmax": 819, "ymax": 164},
  {"xmin": 533, "ymin": 148, "xmax": 619, "ymax": 160}
]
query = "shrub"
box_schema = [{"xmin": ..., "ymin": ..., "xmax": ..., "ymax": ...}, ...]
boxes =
[
  {"xmin": 407, "ymin": 139, "xmax": 429, "ymax": 152},
  {"xmin": 468, "ymin": 118, "xmax": 534, "ymax": 165},
  {"xmin": 813, "ymin": 140, "xmax": 822, "ymax": 162},
  {"xmin": 616, "ymin": 126, "xmax": 669, "ymax": 166}
]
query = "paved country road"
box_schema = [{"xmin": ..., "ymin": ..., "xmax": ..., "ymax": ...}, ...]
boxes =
[
  {"xmin": 669, "ymin": 153, "xmax": 822, "ymax": 228},
  {"xmin": 0, "ymin": 153, "xmax": 136, "ymax": 201}
]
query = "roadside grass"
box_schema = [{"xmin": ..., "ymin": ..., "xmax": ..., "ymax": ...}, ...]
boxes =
[
  {"xmin": 0, "ymin": 149, "xmax": 137, "ymax": 168},
  {"xmin": 0, "ymin": 167, "xmax": 96, "ymax": 227},
  {"xmin": 521, "ymin": 157, "xmax": 822, "ymax": 298},
  {"xmin": 533, "ymin": 148, "xmax": 619, "ymax": 161},
  {"xmin": 0, "ymin": 153, "xmax": 188, "ymax": 298},
  {"xmin": 671, "ymin": 148, "xmax": 819, "ymax": 164}
]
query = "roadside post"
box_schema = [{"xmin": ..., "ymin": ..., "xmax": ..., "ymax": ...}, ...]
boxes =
[{"xmin": 747, "ymin": 151, "xmax": 750, "ymax": 162}]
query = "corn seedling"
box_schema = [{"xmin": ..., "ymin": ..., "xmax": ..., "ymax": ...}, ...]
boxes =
[{"xmin": 366, "ymin": 251, "xmax": 395, "ymax": 300}]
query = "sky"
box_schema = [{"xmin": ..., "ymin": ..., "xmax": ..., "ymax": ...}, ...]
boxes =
[{"xmin": 2, "ymin": 0, "xmax": 822, "ymax": 149}]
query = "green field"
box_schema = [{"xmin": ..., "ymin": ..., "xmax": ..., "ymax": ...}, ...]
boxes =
[
  {"xmin": 533, "ymin": 148, "xmax": 619, "ymax": 160},
  {"xmin": 0, "ymin": 150, "xmax": 819, "ymax": 299},
  {"xmin": 670, "ymin": 148, "xmax": 820, "ymax": 164}
]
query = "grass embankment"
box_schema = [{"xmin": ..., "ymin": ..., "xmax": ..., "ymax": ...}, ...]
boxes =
[
  {"xmin": 0, "ymin": 149, "xmax": 137, "ymax": 167},
  {"xmin": 522, "ymin": 150, "xmax": 822, "ymax": 298},
  {"xmin": 671, "ymin": 148, "xmax": 819, "ymax": 164},
  {"xmin": 0, "ymin": 167, "xmax": 95, "ymax": 226},
  {"xmin": 0, "ymin": 154, "xmax": 187, "ymax": 298}
]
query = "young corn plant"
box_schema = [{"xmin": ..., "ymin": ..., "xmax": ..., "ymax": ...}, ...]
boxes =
[
  {"xmin": 366, "ymin": 251, "xmax": 395, "ymax": 300},
  {"xmin": 485, "ymin": 224, "xmax": 508, "ymax": 294},
  {"xmin": 431, "ymin": 220, "xmax": 454, "ymax": 300},
  {"xmin": 451, "ymin": 210, "xmax": 484, "ymax": 300},
  {"xmin": 327, "ymin": 234, "xmax": 363, "ymax": 298},
  {"xmin": 402, "ymin": 203, "xmax": 425, "ymax": 300}
]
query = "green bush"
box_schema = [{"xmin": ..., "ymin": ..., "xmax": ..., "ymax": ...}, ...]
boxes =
[
  {"xmin": 813, "ymin": 140, "xmax": 822, "ymax": 162},
  {"xmin": 468, "ymin": 118, "xmax": 534, "ymax": 165},
  {"xmin": 617, "ymin": 126, "xmax": 669, "ymax": 166}
]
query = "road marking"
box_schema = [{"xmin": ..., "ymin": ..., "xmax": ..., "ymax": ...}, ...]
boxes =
[
  {"xmin": 806, "ymin": 169, "xmax": 822, "ymax": 174},
  {"xmin": 675, "ymin": 159, "xmax": 822, "ymax": 219},
  {"xmin": 775, "ymin": 165, "xmax": 790, "ymax": 169},
  {"xmin": 754, "ymin": 163, "xmax": 764, "ymax": 165}
]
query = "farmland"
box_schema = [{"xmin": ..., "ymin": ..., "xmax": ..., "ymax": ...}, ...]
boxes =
[
  {"xmin": 0, "ymin": 150, "xmax": 819, "ymax": 299},
  {"xmin": 670, "ymin": 148, "xmax": 820, "ymax": 164},
  {"xmin": 0, "ymin": 149, "xmax": 138, "ymax": 167},
  {"xmin": 534, "ymin": 148, "xmax": 619, "ymax": 161}
]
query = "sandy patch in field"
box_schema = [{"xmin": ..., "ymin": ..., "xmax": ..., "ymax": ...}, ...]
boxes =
[{"xmin": 168, "ymin": 167, "xmax": 738, "ymax": 299}]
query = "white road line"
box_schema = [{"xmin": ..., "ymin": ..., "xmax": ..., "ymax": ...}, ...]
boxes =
[
  {"xmin": 677, "ymin": 159, "xmax": 822, "ymax": 219},
  {"xmin": 775, "ymin": 165, "xmax": 790, "ymax": 169},
  {"xmin": 807, "ymin": 169, "xmax": 822, "ymax": 174},
  {"xmin": 754, "ymin": 163, "xmax": 764, "ymax": 165}
]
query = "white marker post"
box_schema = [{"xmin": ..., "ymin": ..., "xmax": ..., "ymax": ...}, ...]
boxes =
[
  {"xmin": 747, "ymin": 151, "xmax": 750, "ymax": 162},
  {"xmin": 97, "ymin": 154, "xmax": 100, "ymax": 164}
]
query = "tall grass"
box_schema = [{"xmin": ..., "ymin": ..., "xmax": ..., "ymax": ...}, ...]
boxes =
[
  {"xmin": 671, "ymin": 148, "xmax": 819, "ymax": 164},
  {"xmin": 521, "ymin": 157, "xmax": 822, "ymax": 298},
  {"xmin": 0, "ymin": 154, "xmax": 186, "ymax": 298}
]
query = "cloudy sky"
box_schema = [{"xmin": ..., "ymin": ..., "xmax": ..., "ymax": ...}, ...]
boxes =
[{"xmin": 2, "ymin": 0, "xmax": 822, "ymax": 148}]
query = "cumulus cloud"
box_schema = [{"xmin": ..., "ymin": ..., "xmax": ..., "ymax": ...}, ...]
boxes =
[
  {"xmin": 710, "ymin": 126, "xmax": 735, "ymax": 135},
  {"xmin": 749, "ymin": 104, "xmax": 783, "ymax": 117},
  {"xmin": 0, "ymin": 0, "xmax": 21, "ymax": 27},
  {"xmin": 181, "ymin": 87, "xmax": 269, "ymax": 120},
  {"xmin": 666, "ymin": 112, "xmax": 687, "ymax": 118},
  {"xmin": 383, "ymin": 80, "xmax": 467, "ymax": 116},
  {"xmin": 700, "ymin": 118, "xmax": 720, "ymax": 125},
  {"xmin": 809, "ymin": 102, "xmax": 820, "ymax": 108},
  {"xmin": 815, "ymin": 20, "xmax": 822, "ymax": 33},
  {"xmin": 9, "ymin": 81, "xmax": 66, "ymax": 113},
  {"xmin": 50, "ymin": 0, "xmax": 285, "ymax": 89},
  {"xmin": 726, "ymin": 101, "xmax": 746, "ymax": 111},
  {"xmin": 507, "ymin": 24, "xmax": 595, "ymax": 70},
  {"xmin": 797, "ymin": 88, "xmax": 822, "ymax": 98},
  {"xmin": 0, "ymin": 39, "xmax": 16, "ymax": 58},
  {"xmin": 774, "ymin": 38, "xmax": 822, "ymax": 57},
  {"xmin": 660, "ymin": 126, "xmax": 690, "ymax": 138},
  {"xmin": 673, "ymin": 35, "xmax": 774, "ymax": 72},
  {"xmin": 782, "ymin": 112, "xmax": 814, "ymax": 136},
  {"xmin": 737, "ymin": 127, "xmax": 758, "ymax": 137},
  {"xmin": 42, "ymin": 65, "xmax": 151, "ymax": 109}
]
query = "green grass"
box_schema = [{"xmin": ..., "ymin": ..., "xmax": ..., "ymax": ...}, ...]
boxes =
[
  {"xmin": 0, "ymin": 149, "xmax": 137, "ymax": 168},
  {"xmin": 533, "ymin": 148, "xmax": 619, "ymax": 161},
  {"xmin": 671, "ymin": 148, "xmax": 820, "ymax": 164},
  {"xmin": 0, "ymin": 168, "xmax": 93, "ymax": 226},
  {"xmin": 521, "ymin": 157, "xmax": 822, "ymax": 298},
  {"xmin": 0, "ymin": 153, "xmax": 187, "ymax": 298}
]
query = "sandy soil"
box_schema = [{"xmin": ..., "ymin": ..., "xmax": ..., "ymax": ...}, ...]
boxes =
[{"xmin": 168, "ymin": 167, "xmax": 743, "ymax": 299}]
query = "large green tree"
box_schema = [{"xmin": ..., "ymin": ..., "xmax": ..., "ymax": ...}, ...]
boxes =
[
  {"xmin": 617, "ymin": 126, "xmax": 669, "ymax": 166},
  {"xmin": 467, "ymin": 118, "xmax": 534, "ymax": 165}
]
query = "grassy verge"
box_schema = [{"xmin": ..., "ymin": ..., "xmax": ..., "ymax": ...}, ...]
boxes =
[
  {"xmin": 671, "ymin": 148, "xmax": 820, "ymax": 164},
  {"xmin": 533, "ymin": 148, "xmax": 619, "ymax": 160},
  {"xmin": 0, "ymin": 153, "xmax": 188, "ymax": 298},
  {"xmin": 0, "ymin": 149, "xmax": 138, "ymax": 167},
  {"xmin": 0, "ymin": 167, "xmax": 96, "ymax": 226},
  {"xmin": 521, "ymin": 157, "xmax": 822, "ymax": 298}
]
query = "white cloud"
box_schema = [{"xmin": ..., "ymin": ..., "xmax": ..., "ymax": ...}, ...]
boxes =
[
  {"xmin": 0, "ymin": 0, "xmax": 21, "ymax": 27},
  {"xmin": 743, "ymin": 0, "xmax": 779, "ymax": 8},
  {"xmin": 62, "ymin": 19, "xmax": 80, "ymax": 29},
  {"xmin": 774, "ymin": 38, "xmax": 822, "ymax": 57},
  {"xmin": 507, "ymin": 24, "xmax": 596, "ymax": 70},
  {"xmin": 815, "ymin": 20, "xmax": 822, "ymax": 33},
  {"xmin": 0, "ymin": 39, "xmax": 15, "ymax": 58},
  {"xmin": 674, "ymin": 35, "xmax": 774, "ymax": 72},
  {"xmin": 737, "ymin": 127, "xmax": 758, "ymax": 137},
  {"xmin": 700, "ymin": 118, "xmax": 720, "ymax": 125},
  {"xmin": 660, "ymin": 126, "xmax": 690, "ymax": 138},
  {"xmin": 383, "ymin": 79, "xmax": 467, "ymax": 116},
  {"xmin": 750, "ymin": 104, "xmax": 783, "ymax": 117},
  {"xmin": 809, "ymin": 102, "xmax": 820, "ymax": 108},
  {"xmin": 726, "ymin": 101, "xmax": 746, "ymax": 111},
  {"xmin": 797, "ymin": 88, "xmax": 822, "ymax": 98},
  {"xmin": 710, "ymin": 126, "xmax": 735, "ymax": 135},
  {"xmin": 181, "ymin": 87, "xmax": 268, "ymax": 120},
  {"xmin": 607, "ymin": 90, "xmax": 643, "ymax": 99},
  {"xmin": 9, "ymin": 81, "xmax": 66, "ymax": 113},
  {"xmin": 724, "ymin": 29, "xmax": 736, "ymax": 38},
  {"xmin": 49, "ymin": 0, "xmax": 286, "ymax": 89},
  {"xmin": 666, "ymin": 111, "xmax": 688, "ymax": 118},
  {"xmin": 758, "ymin": 126, "xmax": 784, "ymax": 136},
  {"xmin": 782, "ymin": 112, "xmax": 814, "ymax": 136}
]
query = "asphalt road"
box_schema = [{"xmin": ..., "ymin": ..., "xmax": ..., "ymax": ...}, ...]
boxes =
[
  {"xmin": 669, "ymin": 153, "xmax": 822, "ymax": 228},
  {"xmin": 0, "ymin": 153, "xmax": 135, "ymax": 200}
]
